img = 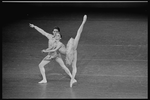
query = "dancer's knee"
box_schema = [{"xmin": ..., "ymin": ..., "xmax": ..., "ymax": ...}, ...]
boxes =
[
  {"xmin": 39, "ymin": 63, "xmax": 44, "ymax": 68},
  {"xmin": 39, "ymin": 60, "xmax": 49, "ymax": 68}
]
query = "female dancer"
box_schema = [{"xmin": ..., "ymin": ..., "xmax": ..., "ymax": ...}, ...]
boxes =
[
  {"xmin": 29, "ymin": 24, "xmax": 73, "ymax": 84},
  {"xmin": 45, "ymin": 15, "xmax": 87, "ymax": 87}
]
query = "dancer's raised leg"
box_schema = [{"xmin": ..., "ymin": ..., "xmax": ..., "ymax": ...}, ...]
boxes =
[
  {"xmin": 56, "ymin": 57, "xmax": 72, "ymax": 78},
  {"xmin": 74, "ymin": 15, "xmax": 87, "ymax": 50},
  {"xmin": 38, "ymin": 60, "xmax": 50, "ymax": 83},
  {"xmin": 66, "ymin": 15, "xmax": 87, "ymax": 66}
]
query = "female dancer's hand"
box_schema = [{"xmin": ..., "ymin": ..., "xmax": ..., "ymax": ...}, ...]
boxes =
[{"xmin": 41, "ymin": 49, "xmax": 46, "ymax": 53}]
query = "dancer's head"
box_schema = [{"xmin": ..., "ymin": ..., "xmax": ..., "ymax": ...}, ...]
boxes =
[
  {"xmin": 53, "ymin": 26, "xmax": 60, "ymax": 35},
  {"xmin": 52, "ymin": 26, "xmax": 62, "ymax": 40}
]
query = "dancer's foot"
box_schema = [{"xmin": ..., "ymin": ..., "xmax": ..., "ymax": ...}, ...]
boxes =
[
  {"xmin": 70, "ymin": 78, "xmax": 77, "ymax": 87},
  {"xmin": 83, "ymin": 15, "xmax": 87, "ymax": 23},
  {"xmin": 38, "ymin": 79, "xmax": 47, "ymax": 84}
]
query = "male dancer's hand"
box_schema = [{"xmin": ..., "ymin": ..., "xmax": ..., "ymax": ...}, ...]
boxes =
[{"xmin": 29, "ymin": 23, "xmax": 35, "ymax": 28}]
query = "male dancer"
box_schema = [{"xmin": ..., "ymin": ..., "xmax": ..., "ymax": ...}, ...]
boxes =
[{"xmin": 29, "ymin": 24, "xmax": 72, "ymax": 84}]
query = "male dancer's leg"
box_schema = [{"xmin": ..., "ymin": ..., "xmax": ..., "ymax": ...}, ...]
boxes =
[
  {"xmin": 38, "ymin": 60, "xmax": 50, "ymax": 83},
  {"xmin": 56, "ymin": 57, "xmax": 72, "ymax": 79}
]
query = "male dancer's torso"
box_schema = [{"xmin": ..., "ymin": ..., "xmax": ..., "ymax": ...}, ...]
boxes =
[
  {"xmin": 48, "ymin": 35, "xmax": 55, "ymax": 49},
  {"xmin": 47, "ymin": 35, "xmax": 57, "ymax": 56}
]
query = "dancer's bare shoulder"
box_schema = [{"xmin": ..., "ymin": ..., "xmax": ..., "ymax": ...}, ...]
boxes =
[{"xmin": 47, "ymin": 34, "xmax": 53, "ymax": 40}]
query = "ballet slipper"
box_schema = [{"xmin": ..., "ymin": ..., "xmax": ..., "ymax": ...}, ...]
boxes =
[
  {"xmin": 38, "ymin": 80, "xmax": 47, "ymax": 84},
  {"xmin": 70, "ymin": 78, "xmax": 77, "ymax": 87},
  {"xmin": 83, "ymin": 15, "xmax": 87, "ymax": 23}
]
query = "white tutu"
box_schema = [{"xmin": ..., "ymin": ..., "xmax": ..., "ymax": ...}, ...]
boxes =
[{"xmin": 66, "ymin": 38, "xmax": 75, "ymax": 65}]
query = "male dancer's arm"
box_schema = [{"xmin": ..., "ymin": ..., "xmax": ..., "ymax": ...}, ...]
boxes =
[
  {"xmin": 43, "ymin": 42, "xmax": 62, "ymax": 53},
  {"xmin": 29, "ymin": 23, "xmax": 53, "ymax": 39},
  {"xmin": 42, "ymin": 47, "xmax": 54, "ymax": 53}
]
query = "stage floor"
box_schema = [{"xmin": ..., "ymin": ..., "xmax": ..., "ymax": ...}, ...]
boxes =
[
  {"xmin": 2, "ymin": 13, "xmax": 147, "ymax": 98},
  {"xmin": 2, "ymin": 44, "xmax": 147, "ymax": 99}
]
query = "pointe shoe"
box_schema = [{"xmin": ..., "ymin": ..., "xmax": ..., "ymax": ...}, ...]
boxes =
[
  {"xmin": 70, "ymin": 79, "xmax": 77, "ymax": 87},
  {"xmin": 38, "ymin": 80, "xmax": 47, "ymax": 84},
  {"xmin": 83, "ymin": 15, "xmax": 87, "ymax": 22},
  {"xmin": 73, "ymin": 79, "xmax": 77, "ymax": 83}
]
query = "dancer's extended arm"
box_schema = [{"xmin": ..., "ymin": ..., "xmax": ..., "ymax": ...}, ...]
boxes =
[
  {"xmin": 43, "ymin": 42, "xmax": 62, "ymax": 53},
  {"xmin": 29, "ymin": 23, "xmax": 52, "ymax": 39}
]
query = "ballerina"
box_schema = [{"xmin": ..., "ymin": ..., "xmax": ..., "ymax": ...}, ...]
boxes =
[{"xmin": 45, "ymin": 15, "xmax": 87, "ymax": 87}]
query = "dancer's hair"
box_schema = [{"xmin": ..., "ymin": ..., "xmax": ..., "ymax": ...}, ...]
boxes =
[
  {"xmin": 53, "ymin": 26, "xmax": 60, "ymax": 32},
  {"xmin": 53, "ymin": 26, "xmax": 62, "ymax": 38}
]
